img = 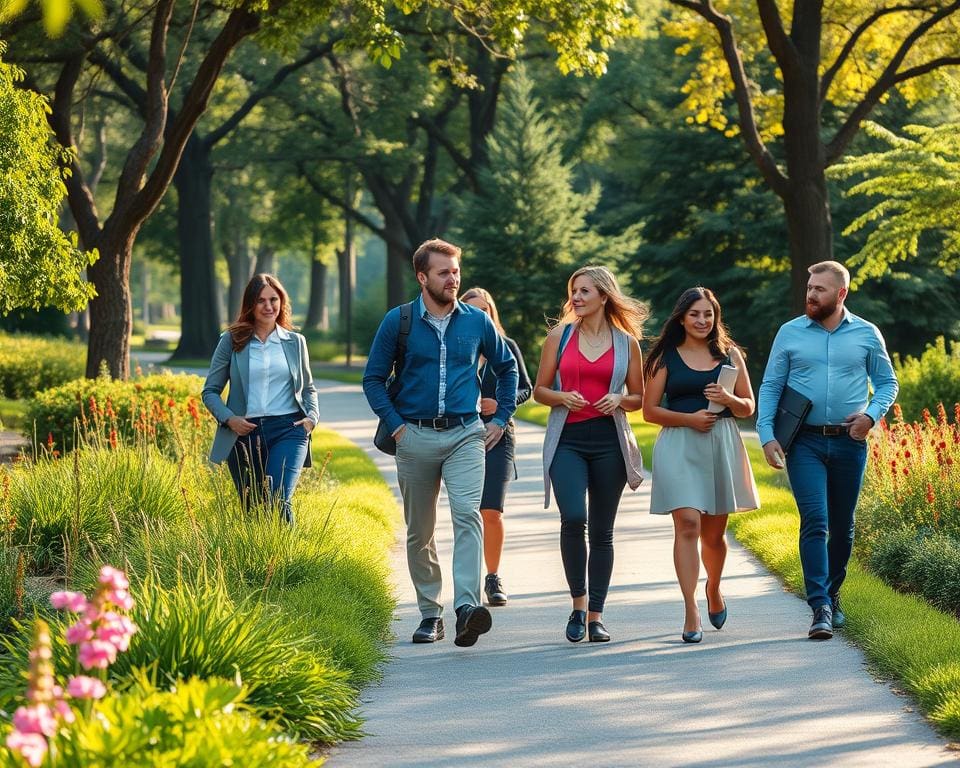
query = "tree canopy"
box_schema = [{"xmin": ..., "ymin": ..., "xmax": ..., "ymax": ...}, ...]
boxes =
[{"xmin": 0, "ymin": 46, "xmax": 95, "ymax": 314}]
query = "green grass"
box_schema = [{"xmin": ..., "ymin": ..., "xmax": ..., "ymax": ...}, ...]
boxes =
[
  {"xmin": 0, "ymin": 425, "xmax": 400, "ymax": 748},
  {"xmin": 0, "ymin": 397, "xmax": 27, "ymax": 430},
  {"xmin": 312, "ymin": 367, "xmax": 364, "ymax": 384},
  {"xmin": 516, "ymin": 401, "xmax": 960, "ymax": 738}
]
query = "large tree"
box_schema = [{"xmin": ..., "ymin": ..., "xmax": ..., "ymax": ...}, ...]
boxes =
[{"xmin": 664, "ymin": 1, "xmax": 960, "ymax": 311}]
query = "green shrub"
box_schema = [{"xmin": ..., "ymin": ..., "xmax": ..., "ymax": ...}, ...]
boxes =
[
  {"xmin": 868, "ymin": 529, "xmax": 960, "ymax": 617},
  {"xmin": 0, "ymin": 675, "xmax": 321, "ymax": 767},
  {"xmin": 894, "ymin": 336, "xmax": 960, "ymax": 421},
  {"xmin": 26, "ymin": 371, "xmax": 210, "ymax": 453},
  {"xmin": 0, "ymin": 332, "xmax": 85, "ymax": 399}
]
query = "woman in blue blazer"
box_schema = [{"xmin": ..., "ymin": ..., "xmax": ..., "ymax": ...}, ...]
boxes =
[{"xmin": 202, "ymin": 274, "xmax": 319, "ymax": 524}]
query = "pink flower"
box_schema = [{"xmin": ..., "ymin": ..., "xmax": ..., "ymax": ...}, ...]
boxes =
[
  {"xmin": 54, "ymin": 699, "xmax": 76, "ymax": 723},
  {"xmin": 95, "ymin": 613, "xmax": 137, "ymax": 652},
  {"xmin": 5, "ymin": 731, "xmax": 48, "ymax": 767},
  {"xmin": 77, "ymin": 639, "xmax": 118, "ymax": 670},
  {"xmin": 98, "ymin": 566, "xmax": 129, "ymax": 591},
  {"xmin": 67, "ymin": 675, "xmax": 106, "ymax": 700},
  {"xmin": 12, "ymin": 704, "xmax": 57, "ymax": 736},
  {"xmin": 50, "ymin": 591, "xmax": 89, "ymax": 613},
  {"xmin": 104, "ymin": 588, "xmax": 135, "ymax": 611},
  {"xmin": 65, "ymin": 620, "xmax": 94, "ymax": 645}
]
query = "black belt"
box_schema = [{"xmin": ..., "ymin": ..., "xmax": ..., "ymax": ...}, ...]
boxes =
[
  {"xmin": 802, "ymin": 424, "xmax": 848, "ymax": 436},
  {"xmin": 407, "ymin": 414, "xmax": 479, "ymax": 431}
]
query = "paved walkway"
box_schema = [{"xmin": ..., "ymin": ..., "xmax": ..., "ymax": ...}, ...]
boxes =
[{"xmin": 318, "ymin": 381, "xmax": 954, "ymax": 768}]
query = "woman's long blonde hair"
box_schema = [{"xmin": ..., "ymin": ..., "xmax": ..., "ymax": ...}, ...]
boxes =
[
  {"xmin": 460, "ymin": 287, "xmax": 506, "ymax": 336},
  {"xmin": 558, "ymin": 265, "xmax": 648, "ymax": 339}
]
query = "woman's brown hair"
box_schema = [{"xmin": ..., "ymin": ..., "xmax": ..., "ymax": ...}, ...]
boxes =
[
  {"xmin": 642, "ymin": 286, "xmax": 738, "ymax": 380},
  {"xmin": 228, "ymin": 274, "xmax": 294, "ymax": 351}
]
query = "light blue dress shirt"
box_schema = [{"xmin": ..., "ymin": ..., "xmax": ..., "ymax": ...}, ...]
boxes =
[
  {"xmin": 246, "ymin": 327, "xmax": 299, "ymax": 417},
  {"xmin": 756, "ymin": 308, "xmax": 899, "ymax": 445}
]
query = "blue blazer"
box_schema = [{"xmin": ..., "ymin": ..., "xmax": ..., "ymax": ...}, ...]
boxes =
[{"xmin": 201, "ymin": 326, "xmax": 319, "ymax": 466}]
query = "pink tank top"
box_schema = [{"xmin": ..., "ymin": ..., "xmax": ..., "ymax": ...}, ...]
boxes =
[{"xmin": 559, "ymin": 337, "xmax": 615, "ymax": 423}]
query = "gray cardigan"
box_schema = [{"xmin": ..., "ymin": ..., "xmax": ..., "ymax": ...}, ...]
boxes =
[
  {"xmin": 201, "ymin": 327, "xmax": 319, "ymax": 466},
  {"xmin": 542, "ymin": 324, "xmax": 644, "ymax": 507}
]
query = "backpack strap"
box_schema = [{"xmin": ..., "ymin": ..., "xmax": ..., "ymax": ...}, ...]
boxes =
[
  {"xmin": 553, "ymin": 323, "xmax": 575, "ymax": 390},
  {"xmin": 387, "ymin": 302, "xmax": 414, "ymax": 397}
]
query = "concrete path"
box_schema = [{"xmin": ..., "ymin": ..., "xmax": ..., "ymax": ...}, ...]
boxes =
[{"xmin": 319, "ymin": 380, "xmax": 953, "ymax": 767}]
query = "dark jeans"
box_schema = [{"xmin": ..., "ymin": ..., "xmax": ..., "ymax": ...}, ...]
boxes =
[
  {"xmin": 786, "ymin": 430, "xmax": 868, "ymax": 609},
  {"xmin": 226, "ymin": 412, "xmax": 310, "ymax": 525},
  {"xmin": 549, "ymin": 417, "xmax": 627, "ymax": 613}
]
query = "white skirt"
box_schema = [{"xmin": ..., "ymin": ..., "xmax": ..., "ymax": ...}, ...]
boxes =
[{"xmin": 649, "ymin": 418, "xmax": 759, "ymax": 515}]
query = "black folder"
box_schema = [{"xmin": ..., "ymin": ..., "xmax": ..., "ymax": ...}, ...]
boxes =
[{"xmin": 773, "ymin": 384, "xmax": 813, "ymax": 454}]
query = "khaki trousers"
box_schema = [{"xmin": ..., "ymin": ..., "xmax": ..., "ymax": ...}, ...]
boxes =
[{"xmin": 395, "ymin": 419, "xmax": 486, "ymax": 618}]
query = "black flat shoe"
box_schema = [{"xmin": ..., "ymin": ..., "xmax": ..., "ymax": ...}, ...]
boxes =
[
  {"xmin": 454, "ymin": 604, "xmax": 492, "ymax": 647},
  {"xmin": 588, "ymin": 620, "xmax": 610, "ymax": 643},
  {"xmin": 412, "ymin": 617, "xmax": 444, "ymax": 643},
  {"xmin": 565, "ymin": 610, "xmax": 586, "ymax": 643}
]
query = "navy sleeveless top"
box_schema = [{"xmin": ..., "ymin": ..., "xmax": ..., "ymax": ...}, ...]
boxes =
[{"xmin": 663, "ymin": 347, "xmax": 733, "ymax": 418}]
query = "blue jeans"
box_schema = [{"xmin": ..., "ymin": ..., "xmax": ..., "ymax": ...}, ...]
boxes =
[
  {"xmin": 786, "ymin": 431, "xmax": 867, "ymax": 609},
  {"xmin": 226, "ymin": 412, "xmax": 310, "ymax": 525}
]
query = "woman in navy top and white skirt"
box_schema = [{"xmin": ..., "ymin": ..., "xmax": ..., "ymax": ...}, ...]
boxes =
[{"xmin": 642, "ymin": 287, "xmax": 759, "ymax": 643}]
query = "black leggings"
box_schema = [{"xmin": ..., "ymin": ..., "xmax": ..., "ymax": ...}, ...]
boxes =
[{"xmin": 549, "ymin": 417, "xmax": 627, "ymax": 613}]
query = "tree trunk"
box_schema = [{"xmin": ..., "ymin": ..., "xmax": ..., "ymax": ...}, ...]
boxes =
[
  {"xmin": 783, "ymin": 180, "xmax": 833, "ymax": 313},
  {"xmin": 224, "ymin": 231, "xmax": 254, "ymax": 321},
  {"xmin": 86, "ymin": 228, "xmax": 134, "ymax": 379},
  {"xmin": 780, "ymin": 26, "xmax": 832, "ymax": 316},
  {"xmin": 172, "ymin": 137, "xmax": 221, "ymax": 359},
  {"xmin": 254, "ymin": 244, "xmax": 275, "ymax": 275},
  {"xmin": 305, "ymin": 258, "xmax": 328, "ymax": 331}
]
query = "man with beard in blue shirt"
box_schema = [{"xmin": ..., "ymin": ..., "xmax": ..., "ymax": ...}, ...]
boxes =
[
  {"xmin": 364, "ymin": 239, "xmax": 519, "ymax": 647},
  {"xmin": 757, "ymin": 261, "xmax": 897, "ymax": 640}
]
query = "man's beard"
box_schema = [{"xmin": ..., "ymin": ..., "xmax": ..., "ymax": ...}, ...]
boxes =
[
  {"xmin": 426, "ymin": 283, "xmax": 456, "ymax": 308},
  {"xmin": 805, "ymin": 297, "xmax": 837, "ymax": 321}
]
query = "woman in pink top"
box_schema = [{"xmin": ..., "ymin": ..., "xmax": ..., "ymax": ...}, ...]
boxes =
[{"xmin": 534, "ymin": 266, "xmax": 647, "ymax": 643}]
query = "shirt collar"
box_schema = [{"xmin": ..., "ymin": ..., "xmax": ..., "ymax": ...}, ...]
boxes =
[
  {"xmin": 254, "ymin": 326, "xmax": 290, "ymax": 343},
  {"xmin": 416, "ymin": 294, "xmax": 460, "ymax": 320}
]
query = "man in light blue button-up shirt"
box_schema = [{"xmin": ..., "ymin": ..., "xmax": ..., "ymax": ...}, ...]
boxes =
[{"xmin": 757, "ymin": 261, "xmax": 898, "ymax": 640}]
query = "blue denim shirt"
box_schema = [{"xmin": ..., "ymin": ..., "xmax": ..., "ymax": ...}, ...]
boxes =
[
  {"xmin": 363, "ymin": 296, "xmax": 519, "ymax": 433},
  {"xmin": 756, "ymin": 308, "xmax": 899, "ymax": 445}
]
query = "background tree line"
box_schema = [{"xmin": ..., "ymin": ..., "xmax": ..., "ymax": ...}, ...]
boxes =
[{"xmin": 1, "ymin": 1, "xmax": 959, "ymax": 379}]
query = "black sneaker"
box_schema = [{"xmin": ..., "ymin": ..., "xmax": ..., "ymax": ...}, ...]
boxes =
[
  {"xmin": 831, "ymin": 595, "xmax": 846, "ymax": 629},
  {"xmin": 484, "ymin": 573, "xmax": 508, "ymax": 606},
  {"xmin": 808, "ymin": 605, "xmax": 834, "ymax": 640},
  {"xmin": 454, "ymin": 604, "xmax": 492, "ymax": 647}
]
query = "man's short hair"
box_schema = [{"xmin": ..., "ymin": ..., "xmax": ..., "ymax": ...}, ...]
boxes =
[
  {"xmin": 412, "ymin": 238, "xmax": 461, "ymax": 275},
  {"xmin": 808, "ymin": 260, "xmax": 850, "ymax": 289}
]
